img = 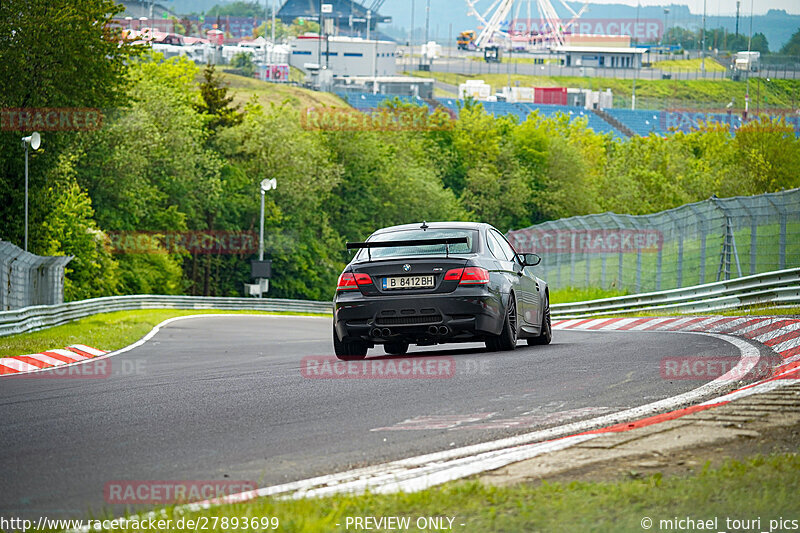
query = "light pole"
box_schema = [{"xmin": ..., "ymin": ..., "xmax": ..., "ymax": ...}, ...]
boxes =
[
  {"xmin": 259, "ymin": 178, "xmax": 277, "ymax": 261},
  {"xmin": 21, "ymin": 132, "xmax": 41, "ymax": 252},
  {"xmin": 701, "ymin": 0, "xmax": 706, "ymax": 75},
  {"xmin": 251, "ymin": 177, "xmax": 276, "ymax": 298}
]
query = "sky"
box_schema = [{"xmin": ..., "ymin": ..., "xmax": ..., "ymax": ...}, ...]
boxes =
[{"xmin": 570, "ymin": 0, "xmax": 800, "ymax": 16}]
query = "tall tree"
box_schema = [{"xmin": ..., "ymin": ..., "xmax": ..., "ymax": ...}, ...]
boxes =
[
  {"xmin": 0, "ymin": 0, "xmax": 138, "ymax": 250},
  {"xmin": 194, "ymin": 64, "xmax": 243, "ymax": 135},
  {"xmin": 780, "ymin": 28, "xmax": 800, "ymax": 57}
]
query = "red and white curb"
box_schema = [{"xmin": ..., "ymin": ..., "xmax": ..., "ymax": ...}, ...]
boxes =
[
  {"xmin": 66, "ymin": 313, "xmax": 800, "ymax": 531},
  {"xmin": 554, "ymin": 316, "xmax": 800, "ymax": 380},
  {"xmin": 0, "ymin": 345, "xmax": 108, "ymax": 375}
]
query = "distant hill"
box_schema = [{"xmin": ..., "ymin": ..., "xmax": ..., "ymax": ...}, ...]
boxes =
[
  {"xmin": 379, "ymin": 1, "xmax": 800, "ymax": 51},
  {"xmin": 126, "ymin": 0, "xmax": 799, "ymax": 50}
]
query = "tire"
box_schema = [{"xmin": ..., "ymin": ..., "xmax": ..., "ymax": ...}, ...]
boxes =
[
  {"xmin": 384, "ymin": 342, "xmax": 409, "ymax": 356},
  {"xmin": 485, "ymin": 293, "xmax": 518, "ymax": 352},
  {"xmin": 333, "ymin": 324, "xmax": 368, "ymax": 360},
  {"xmin": 528, "ymin": 291, "xmax": 552, "ymax": 346}
]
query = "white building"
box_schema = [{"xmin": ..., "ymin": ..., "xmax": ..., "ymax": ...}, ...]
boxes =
[
  {"xmin": 556, "ymin": 46, "xmax": 646, "ymax": 69},
  {"xmin": 289, "ymin": 36, "xmax": 397, "ymax": 77}
]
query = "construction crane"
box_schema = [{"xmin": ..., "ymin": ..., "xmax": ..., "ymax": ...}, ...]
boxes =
[{"xmin": 465, "ymin": 0, "xmax": 588, "ymax": 51}]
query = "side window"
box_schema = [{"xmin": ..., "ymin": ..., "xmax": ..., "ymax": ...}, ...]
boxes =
[
  {"xmin": 486, "ymin": 231, "xmax": 505, "ymax": 260},
  {"xmin": 488, "ymin": 231, "xmax": 514, "ymax": 262},
  {"xmin": 496, "ymin": 232, "xmax": 519, "ymax": 262}
]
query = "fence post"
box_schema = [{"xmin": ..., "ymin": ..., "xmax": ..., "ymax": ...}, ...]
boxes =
[
  {"xmin": 665, "ymin": 210, "xmax": 683, "ymax": 288},
  {"xmin": 687, "ymin": 203, "xmax": 708, "ymax": 285},
  {"xmin": 601, "ymin": 253, "xmax": 607, "ymax": 288},
  {"xmin": 635, "ymin": 248, "xmax": 642, "ymax": 292},
  {"xmin": 573, "ymin": 217, "xmax": 593, "ymax": 288},
  {"xmin": 731, "ymin": 196, "xmax": 758, "ymax": 275},
  {"xmin": 561, "ymin": 219, "xmax": 578, "ymax": 286},
  {"xmin": 608, "ymin": 213, "xmax": 626, "ymax": 290}
]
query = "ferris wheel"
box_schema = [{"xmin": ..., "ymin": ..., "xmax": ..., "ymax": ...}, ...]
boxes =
[{"xmin": 465, "ymin": 0, "xmax": 588, "ymax": 50}]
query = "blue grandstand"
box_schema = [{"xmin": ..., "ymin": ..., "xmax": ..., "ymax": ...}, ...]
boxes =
[
  {"xmin": 605, "ymin": 109, "xmax": 666, "ymax": 136},
  {"xmin": 335, "ymin": 92, "xmax": 800, "ymax": 139},
  {"xmin": 336, "ymin": 92, "xmax": 432, "ymax": 112}
]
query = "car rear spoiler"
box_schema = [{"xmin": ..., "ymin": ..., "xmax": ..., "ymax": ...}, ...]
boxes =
[{"xmin": 346, "ymin": 237, "xmax": 469, "ymax": 260}]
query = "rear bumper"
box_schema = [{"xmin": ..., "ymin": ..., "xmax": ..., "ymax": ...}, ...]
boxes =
[{"xmin": 334, "ymin": 288, "xmax": 504, "ymax": 344}]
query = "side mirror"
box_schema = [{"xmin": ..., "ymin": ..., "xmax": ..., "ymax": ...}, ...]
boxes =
[{"xmin": 520, "ymin": 253, "xmax": 541, "ymax": 267}]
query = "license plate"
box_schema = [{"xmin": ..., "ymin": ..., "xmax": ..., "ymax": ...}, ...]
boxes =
[{"xmin": 382, "ymin": 275, "xmax": 435, "ymax": 290}]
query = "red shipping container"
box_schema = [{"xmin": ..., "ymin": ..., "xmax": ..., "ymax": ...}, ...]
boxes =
[{"xmin": 533, "ymin": 87, "xmax": 567, "ymax": 105}]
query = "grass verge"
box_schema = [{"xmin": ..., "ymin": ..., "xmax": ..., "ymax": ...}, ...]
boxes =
[
  {"xmin": 550, "ymin": 286, "xmax": 628, "ymax": 304},
  {"xmin": 409, "ymin": 70, "xmax": 800, "ymax": 111},
  {"xmin": 78, "ymin": 451, "xmax": 800, "ymax": 532},
  {"xmin": 217, "ymin": 72, "xmax": 347, "ymax": 110},
  {"xmin": 0, "ymin": 309, "xmax": 329, "ymax": 358},
  {"xmin": 652, "ymin": 57, "xmax": 726, "ymax": 72}
]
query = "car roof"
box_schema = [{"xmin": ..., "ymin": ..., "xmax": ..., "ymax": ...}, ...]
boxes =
[{"xmin": 370, "ymin": 221, "xmax": 496, "ymax": 235}]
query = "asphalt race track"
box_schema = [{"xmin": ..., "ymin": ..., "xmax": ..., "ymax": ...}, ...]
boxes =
[{"xmin": 0, "ymin": 315, "xmax": 747, "ymax": 518}]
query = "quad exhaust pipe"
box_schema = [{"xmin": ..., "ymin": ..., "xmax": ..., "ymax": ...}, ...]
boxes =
[
  {"xmin": 373, "ymin": 326, "xmax": 449, "ymax": 338},
  {"xmin": 428, "ymin": 325, "xmax": 450, "ymax": 336}
]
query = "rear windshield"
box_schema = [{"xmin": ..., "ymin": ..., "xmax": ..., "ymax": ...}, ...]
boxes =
[{"xmin": 356, "ymin": 229, "xmax": 477, "ymax": 260}]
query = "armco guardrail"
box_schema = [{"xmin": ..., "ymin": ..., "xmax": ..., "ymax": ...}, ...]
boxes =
[
  {"xmin": 2, "ymin": 269, "xmax": 798, "ymax": 337},
  {"xmin": 0, "ymin": 295, "xmax": 332, "ymax": 338},
  {"xmin": 551, "ymin": 268, "xmax": 800, "ymax": 318}
]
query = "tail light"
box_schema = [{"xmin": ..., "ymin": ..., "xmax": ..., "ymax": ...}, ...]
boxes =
[
  {"xmin": 444, "ymin": 268, "xmax": 463, "ymax": 281},
  {"xmin": 336, "ymin": 272, "xmax": 372, "ymax": 291},
  {"xmin": 444, "ymin": 267, "xmax": 490, "ymax": 285}
]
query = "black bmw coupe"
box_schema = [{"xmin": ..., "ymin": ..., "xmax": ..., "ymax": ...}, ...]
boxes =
[{"xmin": 333, "ymin": 222, "xmax": 551, "ymax": 360}]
